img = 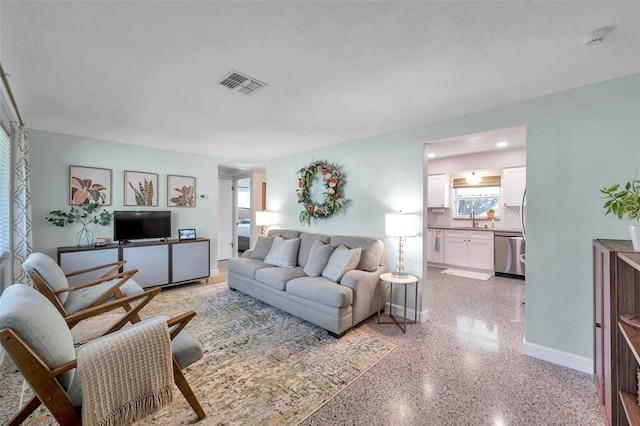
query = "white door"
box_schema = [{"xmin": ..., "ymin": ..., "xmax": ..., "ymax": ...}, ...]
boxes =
[{"xmin": 217, "ymin": 179, "xmax": 233, "ymax": 260}]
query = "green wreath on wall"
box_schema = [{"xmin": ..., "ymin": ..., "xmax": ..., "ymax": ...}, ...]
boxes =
[{"xmin": 296, "ymin": 160, "xmax": 347, "ymax": 225}]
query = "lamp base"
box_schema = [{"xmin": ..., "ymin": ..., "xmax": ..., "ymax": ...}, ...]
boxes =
[{"xmin": 391, "ymin": 271, "xmax": 409, "ymax": 278}]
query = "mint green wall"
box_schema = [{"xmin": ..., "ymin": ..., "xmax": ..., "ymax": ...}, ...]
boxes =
[
  {"xmin": 28, "ymin": 130, "xmax": 220, "ymax": 268},
  {"xmin": 267, "ymin": 73, "xmax": 640, "ymax": 360}
]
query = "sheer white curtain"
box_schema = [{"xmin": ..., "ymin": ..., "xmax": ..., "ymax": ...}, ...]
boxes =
[{"xmin": 13, "ymin": 124, "xmax": 32, "ymax": 283}]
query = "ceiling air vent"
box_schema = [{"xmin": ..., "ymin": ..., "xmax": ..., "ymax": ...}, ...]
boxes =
[{"xmin": 218, "ymin": 70, "xmax": 267, "ymax": 96}]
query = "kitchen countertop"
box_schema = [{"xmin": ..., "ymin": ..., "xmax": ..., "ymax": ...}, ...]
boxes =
[{"xmin": 428, "ymin": 225, "xmax": 523, "ymax": 234}]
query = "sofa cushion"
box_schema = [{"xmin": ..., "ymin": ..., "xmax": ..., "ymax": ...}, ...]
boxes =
[
  {"xmin": 330, "ymin": 236, "xmax": 384, "ymax": 272},
  {"xmin": 298, "ymin": 233, "xmax": 331, "ymax": 267},
  {"xmin": 286, "ymin": 277, "xmax": 353, "ymax": 308},
  {"xmin": 249, "ymin": 236, "xmax": 275, "ymax": 260},
  {"xmin": 322, "ymin": 245, "xmax": 362, "ymax": 282},
  {"xmin": 255, "ymin": 266, "xmax": 306, "ymax": 291},
  {"xmin": 0, "ymin": 284, "xmax": 77, "ymax": 391},
  {"xmin": 264, "ymin": 236, "xmax": 301, "ymax": 268},
  {"xmin": 303, "ymin": 240, "xmax": 334, "ymax": 277},
  {"xmin": 23, "ymin": 252, "xmax": 70, "ymax": 305},
  {"xmin": 228, "ymin": 257, "xmax": 272, "ymax": 280},
  {"xmin": 267, "ymin": 229, "xmax": 300, "ymax": 239},
  {"xmin": 63, "ymin": 277, "xmax": 143, "ymax": 315}
]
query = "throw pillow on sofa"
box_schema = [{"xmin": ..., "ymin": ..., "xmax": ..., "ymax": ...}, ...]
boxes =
[
  {"xmin": 264, "ymin": 236, "xmax": 301, "ymax": 268},
  {"xmin": 249, "ymin": 236, "xmax": 275, "ymax": 260},
  {"xmin": 303, "ymin": 240, "xmax": 334, "ymax": 277},
  {"xmin": 322, "ymin": 245, "xmax": 362, "ymax": 282}
]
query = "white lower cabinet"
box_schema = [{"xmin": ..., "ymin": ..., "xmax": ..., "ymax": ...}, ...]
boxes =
[
  {"xmin": 122, "ymin": 244, "xmax": 170, "ymax": 288},
  {"xmin": 443, "ymin": 230, "xmax": 494, "ymax": 271},
  {"xmin": 59, "ymin": 247, "xmax": 119, "ymax": 286},
  {"xmin": 426, "ymin": 228, "xmax": 444, "ymax": 264},
  {"xmin": 57, "ymin": 238, "xmax": 210, "ymax": 288}
]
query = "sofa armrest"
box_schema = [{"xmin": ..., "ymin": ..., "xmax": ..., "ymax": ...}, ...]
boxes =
[
  {"xmin": 241, "ymin": 250, "xmax": 253, "ymax": 258},
  {"xmin": 340, "ymin": 264, "xmax": 386, "ymax": 325}
]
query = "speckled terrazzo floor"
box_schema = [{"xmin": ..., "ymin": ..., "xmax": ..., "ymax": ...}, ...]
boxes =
[
  {"xmin": 0, "ymin": 264, "xmax": 604, "ymax": 425},
  {"xmin": 301, "ymin": 266, "xmax": 604, "ymax": 426}
]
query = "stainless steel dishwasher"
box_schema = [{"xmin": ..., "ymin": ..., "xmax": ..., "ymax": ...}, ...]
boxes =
[{"xmin": 494, "ymin": 231, "xmax": 525, "ymax": 279}]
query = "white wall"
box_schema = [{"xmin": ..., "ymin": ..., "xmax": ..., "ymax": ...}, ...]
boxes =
[
  {"xmin": 28, "ymin": 130, "xmax": 221, "ymax": 269},
  {"xmin": 427, "ymin": 147, "xmax": 526, "ymax": 175},
  {"xmin": 266, "ymin": 74, "xmax": 640, "ymax": 371}
]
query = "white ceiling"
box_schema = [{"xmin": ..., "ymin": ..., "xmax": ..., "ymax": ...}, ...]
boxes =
[{"xmin": 1, "ymin": 1, "xmax": 639, "ymax": 163}]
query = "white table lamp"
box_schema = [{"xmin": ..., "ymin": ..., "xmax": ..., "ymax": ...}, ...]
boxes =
[
  {"xmin": 385, "ymin": 212, "xmax": 418, "ymax": 277},
  {"xmin": 255, "ymin": 211, "xmax": 276, "ymax": 236}
]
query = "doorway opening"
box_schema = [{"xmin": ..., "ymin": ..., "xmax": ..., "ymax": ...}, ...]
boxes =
[{"xmin": 217, "ymin": 165, "xmax": 266, "ymax": 260}]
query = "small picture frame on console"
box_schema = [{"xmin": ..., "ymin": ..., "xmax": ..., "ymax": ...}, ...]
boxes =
[{"xmin": 178, "ymin": 228, "xmax": 196, "ymax": 240}]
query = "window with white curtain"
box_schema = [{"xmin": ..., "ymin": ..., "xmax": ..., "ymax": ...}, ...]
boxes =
[{"xmin": 0, "ymin": 128, "xmax": 10, "ymax": 266}]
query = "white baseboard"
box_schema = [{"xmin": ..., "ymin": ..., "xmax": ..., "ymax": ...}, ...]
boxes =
[
  {"xmin": 522, "ymin": 339, "xmax": 592, "ymax": 374},
  {"xmin": 210, "ymin": 269, "xmax": 219, "ymax": 277},
  {"xmin": 384, "ymin": 302, "xmax": 429, "ymax": 323}
]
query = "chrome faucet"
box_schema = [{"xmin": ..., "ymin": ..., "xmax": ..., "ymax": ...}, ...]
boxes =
[{"xmin": 471, "ymin": 209, "xmax": 478, "ymax": 228}]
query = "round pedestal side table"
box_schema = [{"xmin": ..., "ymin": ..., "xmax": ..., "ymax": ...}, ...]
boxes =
[{"xmin": 378, "ymin": 272, "xmax": 418, "ymax": 333}]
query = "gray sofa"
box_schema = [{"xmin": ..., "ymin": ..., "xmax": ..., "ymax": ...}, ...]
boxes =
[{"xmin": 227, "ymin": 229, "xmax": 386, "ymax": 337}]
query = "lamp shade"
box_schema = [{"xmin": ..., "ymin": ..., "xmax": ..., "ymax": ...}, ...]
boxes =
[
  {"xmin": 385, "ymin": 213, "xmax": 418, "ymax": 237},
  {"xmin": 255, "ymin": 211, "xmax": 276, "ymax": 226}
]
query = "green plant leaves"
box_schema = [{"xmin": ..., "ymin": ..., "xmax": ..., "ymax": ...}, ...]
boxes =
[
  {"xmin": 601, "ymin": 178, "xmax": 640, "ymax": 221},
  {"xmin": 46, "ymin": 203, "xmax": 113, "ymax": 227}
]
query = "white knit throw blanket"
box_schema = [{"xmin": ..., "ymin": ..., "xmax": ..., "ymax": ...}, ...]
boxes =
[{"xmin": 76, "ymin": 318, "xmax": 174, "ymax": 426}]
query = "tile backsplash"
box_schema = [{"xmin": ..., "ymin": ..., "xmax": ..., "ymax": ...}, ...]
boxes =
[{"xmin": 427, "ymin": 205, "xmax": 524, "ymax": 231}]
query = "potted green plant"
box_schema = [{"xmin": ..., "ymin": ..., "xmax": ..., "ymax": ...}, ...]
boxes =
[
  {"xmin": 46, "ymin": 203, "xmax": 113, "ymax": 247},
  {"xmin": 486, "ymin": 208, "xmax": 496, "ymax": 219},
  {"xmin": 601, "ymin": 177, "xmax": 640, "ymax": 251}
]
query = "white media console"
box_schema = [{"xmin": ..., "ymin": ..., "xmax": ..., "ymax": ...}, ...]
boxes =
[{"xmin": 57, "ymin": 238, "xmax": 210, "ymax": 288}]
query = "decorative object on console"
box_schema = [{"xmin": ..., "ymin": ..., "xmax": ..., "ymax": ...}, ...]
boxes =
[
  {"xmin": 385, "ymin": 212, "xmax": 418, "ymax": 277},
  {"xmin": 601, "ymin": 175, "xmax": 640, "ymax": 251},
  {"xmin": 167, "ymin": 175, "xmax": 196, "ymax": 207},
  {"xmin": 125, "ymin": 170, "xmax": 158, "ymax": 206},
  {"xmin": 255, "ymin": 210, "xmax": 276, "ymax": 236},
  {"xmin": 46, "ymin": 202, "xmax": 112, "ymax": 247},
  {"xmin": 178, "ymin": 228, "xmax": 196, "ymax": 240},
  {"xmin": 296, "ymin": 159, "xmax": 347, "ymax": 225},
  {"xmin": 69, "ymin": 165, "xmax": 111, "ymax": 206}
]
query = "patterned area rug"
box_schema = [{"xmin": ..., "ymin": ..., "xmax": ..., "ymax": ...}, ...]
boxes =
[{"xmin": 2, "ymin": 281, "xmax": 395, "ymax": 425}]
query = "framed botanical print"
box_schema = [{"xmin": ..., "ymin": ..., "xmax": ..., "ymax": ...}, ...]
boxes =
[
  {"xmin": 69, "ymin": 165, "xmax": 112, "ymax": 205},
  {"xmin": 167, "ymin": 175, "xmax": 196, "ymax": 207},
  {"xmin": 124, "ymin": 170, "xmax": 158, "ymax": 206}
]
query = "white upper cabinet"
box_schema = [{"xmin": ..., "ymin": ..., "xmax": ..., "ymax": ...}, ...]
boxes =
[
  {"xmin": 428, "ymin": 174, "xmax": 450, "ymax": 208},
  {"xmin": 502, "ymin": 167, "xmax": 526, "ymax": 206}
]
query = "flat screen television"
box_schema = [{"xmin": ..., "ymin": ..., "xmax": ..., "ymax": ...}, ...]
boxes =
[{"xmin": 113, "ymin": 211, "xmax": 171, "ymax": 243}]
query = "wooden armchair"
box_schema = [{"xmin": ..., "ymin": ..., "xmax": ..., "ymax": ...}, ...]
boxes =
[
  {"xmin": 22, "ymin": 252, "xmax": 156, "ymax": 331},
  {"xmin": 0, "ymin": 283, "xmax": 206, "ymax": 425}
]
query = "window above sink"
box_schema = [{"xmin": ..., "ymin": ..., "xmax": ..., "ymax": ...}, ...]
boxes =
[{"xmin": 452, "ymin": 173, "xmax": 501, "ymax": 219}]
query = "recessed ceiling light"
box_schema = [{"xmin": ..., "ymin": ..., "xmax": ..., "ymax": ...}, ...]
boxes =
[
  {"xmin": 427, "ymin": 153, "xmax": 436, "ymax": 158},
  {"xmin": 496, "ymin": 141, "xmax": 508, "ymax": 148}
]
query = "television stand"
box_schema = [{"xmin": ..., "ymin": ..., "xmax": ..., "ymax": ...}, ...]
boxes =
[{"xmin": 57, "ymin": 238, "xmax": 210, "ymax": 288}]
